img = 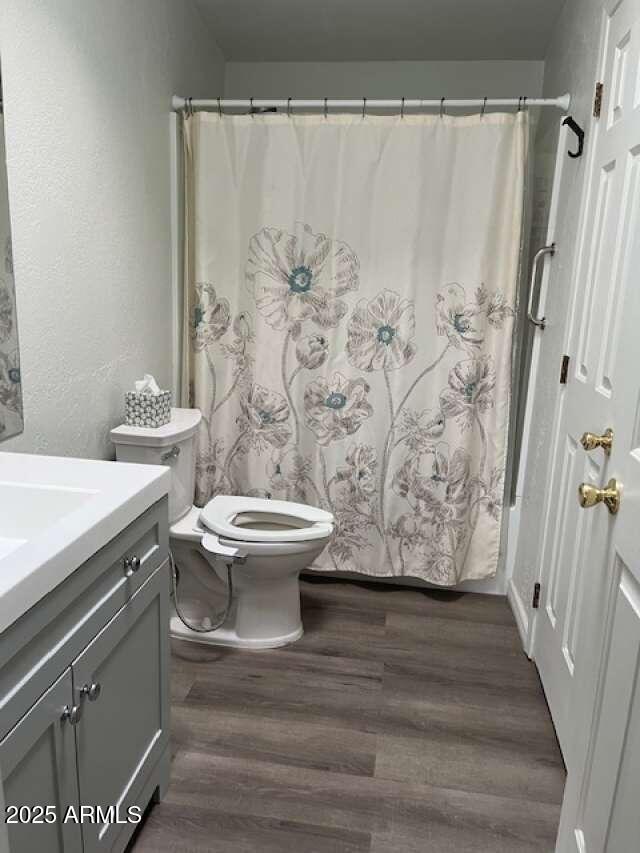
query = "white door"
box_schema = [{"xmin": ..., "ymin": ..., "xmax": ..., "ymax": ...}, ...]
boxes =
[{"xmin": 528, "ymin": 0, "xmax": 640, "ymax": 847}]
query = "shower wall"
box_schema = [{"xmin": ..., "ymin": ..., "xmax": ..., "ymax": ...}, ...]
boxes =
[{"xmin": 224, "ymin": 60, "xmax": 544, "ymax": 100}]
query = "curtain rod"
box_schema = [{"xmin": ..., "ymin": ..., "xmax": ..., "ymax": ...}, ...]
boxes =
[{"xmin": 172, "ymin": 94, "xmax": 571, "ymax": 113}]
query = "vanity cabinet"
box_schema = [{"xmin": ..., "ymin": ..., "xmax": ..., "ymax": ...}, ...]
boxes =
[{"xmin": 0, "ymin": 498, "xmax": 170, "ymax": 853}]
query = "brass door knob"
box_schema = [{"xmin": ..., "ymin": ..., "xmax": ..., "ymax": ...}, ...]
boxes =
[
  {"xmin": 578, "ymin": 478, "xmax": 621, "ymax": 515},
  {"xmin": 580, "ymin": 428, "xmax": 613, "ymax": 455}
]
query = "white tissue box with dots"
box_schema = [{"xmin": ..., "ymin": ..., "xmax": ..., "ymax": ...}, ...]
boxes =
[{"xmin": 124, "ymin": 390, "xmax": 172, "ymax": 428}]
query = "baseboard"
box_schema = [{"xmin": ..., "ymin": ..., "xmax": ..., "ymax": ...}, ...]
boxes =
[{"xmin": 508, "ymin": 577, "xmax": 530, "ymax": 654}]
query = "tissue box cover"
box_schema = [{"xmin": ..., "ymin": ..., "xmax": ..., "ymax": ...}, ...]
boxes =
[{"xmin": 124, "ymin": 390, "xmax": 172, "ymax": 428}]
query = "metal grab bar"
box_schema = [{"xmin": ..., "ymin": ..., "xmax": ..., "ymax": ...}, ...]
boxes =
[{"xmin": 527, "ymin": 243, "xmax": 556, "ymax": 330}]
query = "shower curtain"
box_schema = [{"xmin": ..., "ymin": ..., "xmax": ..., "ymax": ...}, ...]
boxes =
[{"xmin": 183, "ymin": 111, "xmax": 527, "ymax": 585}]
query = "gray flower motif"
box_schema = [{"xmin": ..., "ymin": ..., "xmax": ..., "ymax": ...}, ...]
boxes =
[
  {"xmin": 296, "ymin": 333, "xmax": 329, "ymax": 370},
  {"xmin": 435, "ymin": 282, "xmax": 483, "ymax": 349},
  {"xmin": 246, "ymin": 224, "xmax": 359, "ymax": 335},
  {"xmin": 0, "ymin": 281, "xmax": 13, "ymax": 344},
  {"xmin": 439, "ymin": 356, "xmax": 496, "ymax": 430},
  {"xmin": 346, "ymin": 289, "xmax": 416, "ymax": 372},
  {"xmin": 303, "ymin": 372, "xmax": 373, "ymax": 446},
  {"xmin": 485, "ymin": 290, "xmax": 515, "ymax": 328},
  {"xmin": 392, "ymin": 443, "xmax": 471, "ymax": 531},
  {"xmin": 5, "ymin": 238, "xmax": 12, "ymax": 276},
  {"xmin": 0, "ymin": 349, "xmax": 22, "ymax": 415},
  {"xmin": 267, "ymin": 447, "xmax": 311, "ymax": 494},
  {"xmin": 191, "ymin": 283, "xmax": 231, "ymax": 351},
  {"xmin": 238, "ymin": 383, "xmax": 292, "ymax": 449},
  {"xmin": 336, "ymin": 444, "xmax": 377, "ymax": 496}
]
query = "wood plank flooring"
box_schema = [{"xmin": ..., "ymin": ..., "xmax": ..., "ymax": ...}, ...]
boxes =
[{"xmin": 131, "ymin": 577, "xmax": 565, "ymax": 852}]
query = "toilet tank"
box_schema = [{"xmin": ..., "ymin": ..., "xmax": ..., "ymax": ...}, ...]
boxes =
[{"xmin": 111, "ymin": 408, "xmax": 202, "ymax": 524}]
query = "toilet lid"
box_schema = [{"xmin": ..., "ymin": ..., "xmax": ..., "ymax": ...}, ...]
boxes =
[{"xmin": 199, "ymin": 495, "xmax": 334, "ymax": 543}]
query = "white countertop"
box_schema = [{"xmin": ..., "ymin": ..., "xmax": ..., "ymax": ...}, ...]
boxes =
[{"xmin": 0, "ymin": 452, "xmax": 170, "ymax": 634}]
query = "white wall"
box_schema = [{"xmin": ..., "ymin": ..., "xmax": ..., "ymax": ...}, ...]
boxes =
[
  {"xmin": 224, "ymin": 60, "xmax": 544, "ymax": 99},
  {"xmin": 510, "ymin": 0, "xmax": 604, "ymax": 640},
  {"xmin": 0, "ymin": 0, "xmax": 224, "ymax": 459}
]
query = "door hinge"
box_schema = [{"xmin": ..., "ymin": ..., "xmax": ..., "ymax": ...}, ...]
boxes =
[
  {"xmin": 593, "ymin": 82, "xmax": 604, "ymax": 118},
  {"xmin": 532, "ymin": 582, "xmax": 541, "ymax": 609},
  {"xmin": 560, "ymin": 354, "xmax": 570, "ymax": 384}
]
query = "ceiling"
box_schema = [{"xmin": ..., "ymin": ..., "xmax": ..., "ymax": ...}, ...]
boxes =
[{"xmin": 195, "ymin": 0, "xmax": 566, "ymax": 62}]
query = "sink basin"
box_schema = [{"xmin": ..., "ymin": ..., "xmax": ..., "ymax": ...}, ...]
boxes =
[
  {"xmin": 0, "ymin": 481, "xmax": 99, "ymax": 561},
  {"xmin": 0, "ymin": 481, "xmax": 99, "ymax": 538},
  {"xmin": 0, "ymin": 452, "xmax": 169, "ymax": 634}
]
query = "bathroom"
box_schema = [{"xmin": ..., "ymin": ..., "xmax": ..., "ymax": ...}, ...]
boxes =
[{"xmin": 0, "ymin": 0, "xmax": 639, "ymax": 850}]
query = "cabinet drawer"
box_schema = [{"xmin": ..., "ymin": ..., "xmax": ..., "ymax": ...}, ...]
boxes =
[{"xmin": 0, "ymin": 498, "xmax": 168, "ymax": 740}]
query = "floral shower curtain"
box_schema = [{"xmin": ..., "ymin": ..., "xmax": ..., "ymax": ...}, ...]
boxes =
[{"xmin": 183, "ymin": 111, "xmax": 527, "ymax": 585}]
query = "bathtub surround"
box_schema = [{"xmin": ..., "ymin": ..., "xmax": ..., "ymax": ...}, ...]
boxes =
[
  {"xmin": 0, "ymin": 0, "xmax": 224, "ymax": 459},
  {"xmin": 184, "ymin": 111, "xmax": 527, "ymax": 584}
]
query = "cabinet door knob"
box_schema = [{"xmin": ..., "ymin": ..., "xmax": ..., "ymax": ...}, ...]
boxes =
[
  {"xmin": 80, "ymin": 682, "xmax": 101, "ymax": 702},
  {"xmin": 61, "ymin": 704, "xmax": 82, "ymax": 725},
  {"xmin": 123, "ymin": 555, "xmax": 141, "ymax": 576}
]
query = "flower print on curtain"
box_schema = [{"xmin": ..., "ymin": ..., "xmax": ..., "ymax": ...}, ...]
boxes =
[{"xmin": 183, "ymin": 111, "xmax": 527, "ymax": 584}]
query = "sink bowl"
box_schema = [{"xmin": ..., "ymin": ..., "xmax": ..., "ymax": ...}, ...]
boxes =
[
  {"xmin": 0, "ymin": 481, "xmax": 99, "ymax": 560},
  {"xmin": 0, "ymin": 452, "xmax": 169, "ymax": 634}
]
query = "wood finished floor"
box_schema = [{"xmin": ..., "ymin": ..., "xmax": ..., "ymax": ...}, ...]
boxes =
[{"xmin": 131, "ymin": 578, "xmax": 565, "ymax": 852}]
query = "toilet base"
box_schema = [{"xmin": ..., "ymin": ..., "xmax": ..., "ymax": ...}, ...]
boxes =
[{"xmin": 169, "ymin": 613, "xmax": 303, "ymax": 649}]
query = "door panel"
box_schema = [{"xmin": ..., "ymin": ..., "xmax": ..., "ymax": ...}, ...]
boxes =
[
  {"xmin": 533, "ymin": 0, "xmax": 640, "ymax": 769},
  {"xmin": 73, "ymin": 565, "xmax": 169, "ymax": 853},
  {"xmin": 547, "ymin": 0, "xmax": 640, "ymax": 848},
  {"xmin": 0, "ymin": 669, "xmax": 82, "ymax": 853},
  {"xmin": 575, "ymin": 563, "xmax": 640, "ymax": 852}
]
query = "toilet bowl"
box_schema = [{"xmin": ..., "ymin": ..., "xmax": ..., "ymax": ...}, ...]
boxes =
[{"xmin": 111, "ymin": 409, "xmax": 334, "ymax": 649}]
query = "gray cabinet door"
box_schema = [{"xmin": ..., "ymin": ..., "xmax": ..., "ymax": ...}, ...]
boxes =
[
  {"xmin": 0, "ymin": 668, "xmax": 82, "ymax": 853},
  {"xmin": 73, "ymin": 564, "xmax": 169, "ymax": 853}
]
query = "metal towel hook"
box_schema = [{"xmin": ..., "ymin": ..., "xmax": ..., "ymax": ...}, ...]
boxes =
[{"xmin": 440, "ymin": 97, "xmax": 446, "ymax": 118}]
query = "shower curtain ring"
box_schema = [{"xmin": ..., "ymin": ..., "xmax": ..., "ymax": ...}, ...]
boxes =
[
  {"xmin": 217, "ymin": 96, "xmax": 222, "ymax": 118},
  {"xmin": 400, "ymin": 97, "xmax": 405, "ymax": 118},
  {"xmin": 481, "ymin": 97, "xmax": 487, "ymax": 118},
  {"xmin": 324, "ymin": 97, "xmax": 328, "ymax": 119},
  {"xmin": 440, "ymin": 97, "xmax": 445, "ymax": 118},
  {"xmin": 523, "ymin": 96, "xmax": 528, "ymax": 110},
  {"xmin": 362, "ymin": 97, "xmax": 367, "ymax": 119},
  {"xmin": 250, "ymin": 97, "xmax": 254, "ymax": 117},
  {"xmin": 287, "ymin": 97, "xmax": 292, "ymax": 117},
  {"xmin": 517, "ymin": 96, "xmax": 522, "ymax": 112}
]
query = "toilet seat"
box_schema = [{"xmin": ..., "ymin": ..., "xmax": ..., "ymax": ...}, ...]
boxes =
[{"xmin": 199, "ymin": 495, "xmax": 334, "ymax": 543}]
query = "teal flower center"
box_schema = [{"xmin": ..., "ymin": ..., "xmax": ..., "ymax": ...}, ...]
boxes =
[
  {"xmin": 8, "ymin": 368, "xmax": 20, "ymax": 384},
  {"xmin": 453, "ymin": 313, "xmax": 470, "ymax": 333},
  {"xmin": 325, "ymin": 392, "xmax": 347, "ymax": 410},
  {"xmin": 288, "ymin": 265, "xmax": 313, "ymax": 294},
  {"xmin": 377, "ymin": 324, "xmax": 396, "ymax": 345},
  {"xmin": 463, "ymin": 382, "xmax": 477, "ymax": 400},
  {"xmin": 193, "ymin": 305, "xmax": 205, "ymax": 328},
  {"xmin": 257, "ymin": 409, "xmax": 274, "ymax": 424}
]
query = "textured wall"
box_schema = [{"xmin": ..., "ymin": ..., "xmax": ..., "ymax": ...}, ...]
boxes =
[
  {"xmin": 512, "ymin": 0, "xmax": 604, "ymax": 614},
  {"xmin": 0, "ymin": 0, "xmax": 224, "ymax": 459},
  {"xmin": 224, "ymin": 60, "xmax": 544, "ymax": 99}
]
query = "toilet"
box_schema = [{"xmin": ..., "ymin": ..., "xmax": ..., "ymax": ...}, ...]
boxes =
[{"xmin": 110, "ymin": 408, "xmax": 334, "ymax": 649}]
